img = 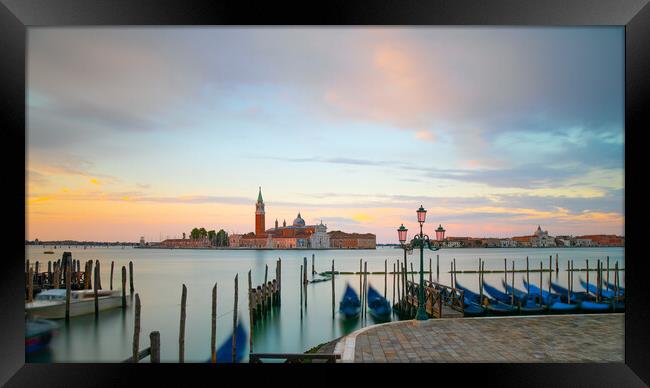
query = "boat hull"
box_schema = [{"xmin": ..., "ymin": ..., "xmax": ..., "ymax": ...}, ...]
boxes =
[{"xmin": 26, "ymin": 296, "xmax": 124, "ymax": 319}]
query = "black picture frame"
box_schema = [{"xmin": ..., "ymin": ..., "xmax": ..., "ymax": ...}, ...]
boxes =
[{"xmin": 1, "ymin": 0, "xmax": 649, "ymax": 386}]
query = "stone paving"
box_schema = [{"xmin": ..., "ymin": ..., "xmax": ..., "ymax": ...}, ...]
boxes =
[{"xmin": 334, "ymin": 314, "xmax": 624, "ymax": 363}]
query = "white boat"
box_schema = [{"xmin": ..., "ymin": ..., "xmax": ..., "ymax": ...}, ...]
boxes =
[{"xmin": 25, "ymin": 289, "xmax": 127, "ymax": 319}]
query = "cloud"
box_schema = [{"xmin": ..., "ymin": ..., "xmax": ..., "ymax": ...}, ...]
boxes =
[{"xmin": 414, "ymin": 130, "xmax": 436, "ymax": 142}]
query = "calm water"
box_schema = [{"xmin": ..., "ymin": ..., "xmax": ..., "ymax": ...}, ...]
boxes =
[{"xmin": 25, "ymin": 246, "xmax": 624, "ymax": 362}]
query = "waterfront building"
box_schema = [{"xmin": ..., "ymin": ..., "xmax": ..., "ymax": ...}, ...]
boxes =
[
  {"xmin": 445, "ymin": 240, "xmax": 463, "ymax": 248},
  {"xmin": 233, "ymin": 188, "xmax": 375, "ymax": 249},
  {"xmin": 159, "ymin": 237, "xmax": 211, "ymax": 248},
  {"xmin": 139, "ymin": 236, "xmax": 145, "ymax": 247},
  {"xmin": 575, "ymin": 234, "xmax": 624, "ymax": 247},
  {"xmin": 444, "ymin": 237, "xmax": 470, "ymax": 248},
  {"xmin": 310, "ymin": 221, "xmax": 331, "ymax": 248},
  {"xmin": 500, "ymin": 238, "xmax": 517, "ymax": 248},
  {"xmin": 531, "ymin": 225, "xmax": 556, "ymax": 247},
  {"xmin": 328, "ymin": 231, "xmax": 376, "ymax": 249},
  {"xmin": 512, "ymin": 235, "xmax": 534, "ymax": 247},
  {"xmin": 574, "ymin": 238, "xmax": 595, "ymax": 247}
]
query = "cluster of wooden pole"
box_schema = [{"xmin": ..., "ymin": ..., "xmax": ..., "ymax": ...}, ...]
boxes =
[
  {"xmin": 25, "ymin": 254, "xmax": 136, "ymax": 310},
  {"xmin": 250, "ymin": 260, "xmax": 281, "ymax": 326}
]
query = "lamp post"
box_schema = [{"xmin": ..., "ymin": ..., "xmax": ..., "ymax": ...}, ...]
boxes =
[{"xmin": 397, "ymin": 205, "xmax": 440, "ymax": 321}]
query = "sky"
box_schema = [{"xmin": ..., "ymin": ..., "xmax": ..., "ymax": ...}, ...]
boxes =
[{"xmin": 26, "ymin": 27, "xmax": 625, "ymax": 243}]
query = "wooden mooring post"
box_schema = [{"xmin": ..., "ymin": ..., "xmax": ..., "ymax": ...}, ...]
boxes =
[
  {"xmin": 614, "ymin": 262, "xmax": 619, "ymax": 303},
  {"xmin": 303, "ymin": 257, "xmax": 308, "ymax": 285},
  {"xmin": 384, "ymin": 259, "xmax": 388, "ymax": 298},
  {"xmin": 27, "ymin": 266, "xmax": 33, "ymax": 303},
  {"xmin": 539, "ymin": 261, "xmax": 543, "ymax": 304},
  {"xmin": 65, "ymin": 264, "xmax": 71, "ymax": 321},
  {"xmin": 331, "ymin": 260, "xmax": 335, "ymax": 319},
  {"xmin": 150, "ymin": 331, "xmax": 160, "ymax": 363},
  {"xmin": 110, "ymin": 261, "xmax": 114, "ymax": 290},
  {"xmin": 606, "ymin": 256, "xmax": 610, "ymax": 291},
  {"xmin": 410, "ymin": 263, "xmax": 414, "ymax": 284},
  {"xmin": 299, "ymin": 266, "xmax": 303, "ymax": 320},
  {"xmin": 278, "ymin": 258, "xmax": 282, "ymax": 306},
  {"xmin": 436, "ymin": 255, "xmax": 439, "ymax": 281},
  {"xmin": 248, "ymin": 270, "xmax": 254, "ymax": 354},
  {"xmin": 359, "ymin": 259, "xmax": 362, "ymax": 303},
  {"xmin": 132, "ymin": 293, "xmax": 141, "ymax": 362},
  {"xmin": 396, "ymin": 261, "xmax": 401, "ymax": 310},
  {"xmin": 312, "ymin": 254, "xmax": 315, "ymax": 276},
  {"xmin": 263, "ymin": 265, "xmax": 269, "ymax": 312},
  {"xmin": 526, "ymin": 257, "xmax": 530, "ymax": 294},
  {"xmin": 129, "ymin": 261, "xmax": 134, "ymax": 295},
  {"xmin": 511, "ymin": 261, "xmax": 515, "ymax": 306},
  {"xmin": 555, "ymin": 253, "xmax": 559, "ymax": 273},
  {"xmin": 566, "ymin": 261, "xmax": 571, "ymax": 304},
  {"xmin": 86, "ymin": 260, "xmax": 92, "ymax": 290},
  {"xmin": 94, "ymin": 263, "xmax": 99, "ymax": 318},
  {"xmin": 392, "ymin": 262, "xmax": 396, "ymax": 306},
  {"xmin": 96, "ymin": 260, "xmax": 102, "ymax": 290},
  {"xmin": 179, "ymin": 284, "xmax": 187, "ymax": 363},
  {"xmin": 450, "ymin": 261, "xmax": 453, "ymax": 288},
  {"xmin": 212, "ymin": 282, "xmax": 217, "ymax": 363},
  {"xmin": 53, "ymin": 262, "xmax": 60, "ymax": 289},
  {"xmin": 586, "ymin": 259, "xmax": 590, "ymax": 292},
  {"xmin": 478, "ymin": 258, "xmax": 482, "ymax": 302},
  {"xmin": 429, "ymin": 258, "xmax": 432, "ymax": 283},
  {"xmin": 232, "ymin": 274, "xmax": 238, "ymax": 363},
  {"xmin": 121, "ymin": 266, "xmax": 127, "ymax": 309},
  {"xmin": 363, "ymin": 261, "xmax": 368, "ymax": 319}
]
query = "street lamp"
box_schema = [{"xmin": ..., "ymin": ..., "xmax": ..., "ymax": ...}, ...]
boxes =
[{"xmin": 397, "ymin": 205, "xmax": 440, "ymax": 321}]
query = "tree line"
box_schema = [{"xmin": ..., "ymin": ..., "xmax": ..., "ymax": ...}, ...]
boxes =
[{"xmin": 189, "ymin": 227, "xmax": 229, "ymax": 246}]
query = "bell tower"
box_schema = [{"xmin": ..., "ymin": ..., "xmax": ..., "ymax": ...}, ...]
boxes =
[{"xmin": 255, "ymin": 187, "xmax": 266, "ymax": 237}]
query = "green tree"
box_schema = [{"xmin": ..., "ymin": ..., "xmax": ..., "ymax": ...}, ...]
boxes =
[
  {"xmin": 190, "ymin": 228, "xmax": 200, "ymax": 239},
  {"xmin": 208, "ymin": 230, "xmax": 217, "ymax": 241},
  {"xmin": 216, "ymin": 229, "xmax": 229, "ymax": 247},
  {"xmin": 199, "ymin": 227, "xmax": 208, "ymax": 239}
]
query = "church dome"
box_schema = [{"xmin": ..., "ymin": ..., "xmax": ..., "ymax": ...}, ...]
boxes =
[{"xmin": 293, "ymin": 212, "xmax": 305, "ymax": 227}]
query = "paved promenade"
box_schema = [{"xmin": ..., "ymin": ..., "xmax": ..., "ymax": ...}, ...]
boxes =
[{"xmin": 333, "ymin": 314, "xmax": 624, "ymax": 362}]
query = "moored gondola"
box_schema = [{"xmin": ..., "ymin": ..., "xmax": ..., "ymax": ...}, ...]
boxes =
[
  {"xmin": 339, "ymin": 283, "xmax": 361, "ymax": 320},
  {"xmin": 367, "ymin": 284, "xmax": 391, "ymax": 321}
]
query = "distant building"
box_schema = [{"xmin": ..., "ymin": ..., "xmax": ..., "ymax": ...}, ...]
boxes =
[
  {"xmin": 574, "ymin": 238, "xmax": 595, "ymax": 247},
  {"xmin": 233, "ymin": 188, "xmax": 374, "ymax": 249},
  {"xmin": 531, "ymin": 225, "xmax": 556, "ymax": 247},
  {"xmin": 512, "ymin": 235, "xmax": 534, "ymax": 247},
  {"xmin": 500, "ymin": 238, "xmax": 517, "ymax": 248},
  {"xmin": 328, "ymin": 231, "xmax": 376, "ymax": 249},
  {"xmin": 159, "ymin": 237, "xmax": 211, "ymax": 248},
  {"xmin": 139, "ymin": 236, "xmax": 145, "ymax": 247},
  {"xmin": 575, "ymin": 235, "xmax": 624, "ymax": 247},
  {"xmin": 480, "ymin": 238, "xmax": 501, "ymax": 248},
  {"xmin": 444, "ymin": 237, "xmax": 470, "ymax": 248}
]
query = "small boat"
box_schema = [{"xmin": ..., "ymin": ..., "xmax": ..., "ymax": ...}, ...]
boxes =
[
  {"xmin": 550, "ymin": 281, "xmax": 592, "ymax": 303},
  {"xmin": 43, "ymin": 251, "xmax": 54, "ymax": 254},
  {"xmin": 339, "ymin": 284, "xmax": 361, "ymax": 320},
  {"xmin": 454, "ymin": 281, "xmax": 498, "ymax": 316},
  {"xmin": 309, "ymin": 275, "xmax": 332, "ymax": 284},
  {"xmin": 579, "ymin": 300, "xmax": 612, "ymax": 313},
  {"xmin": 367, "ymin": 284, "xmax": 391, "ymax": 321},
  {"xmin": 500, "ymin": 280, "xmax": 544, "ymax": 314},
  {"xmin": 25, "ymin": 289, "xmax": 126, "ymax": 319},
  {"xmin": 207, "ymin": 321, "xmax": 247, "ymax": 363},
  {"xmin": 603, "ymin": 281, "xmax": 624, "ymax": 294},
  {"xmin": 579, "ymin": 279, "xmax": 618, "ymax": 299},
  {"xmin": 522, "ymin": 280, "xmax": 578, "ymax": 313},
  {"xmin": 482, "ymin": 281, "xmax": 521, "ymax": 305},
  {"xmin": 25, "ymin": 319, "xmax": 58, "ymax": 354}
]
